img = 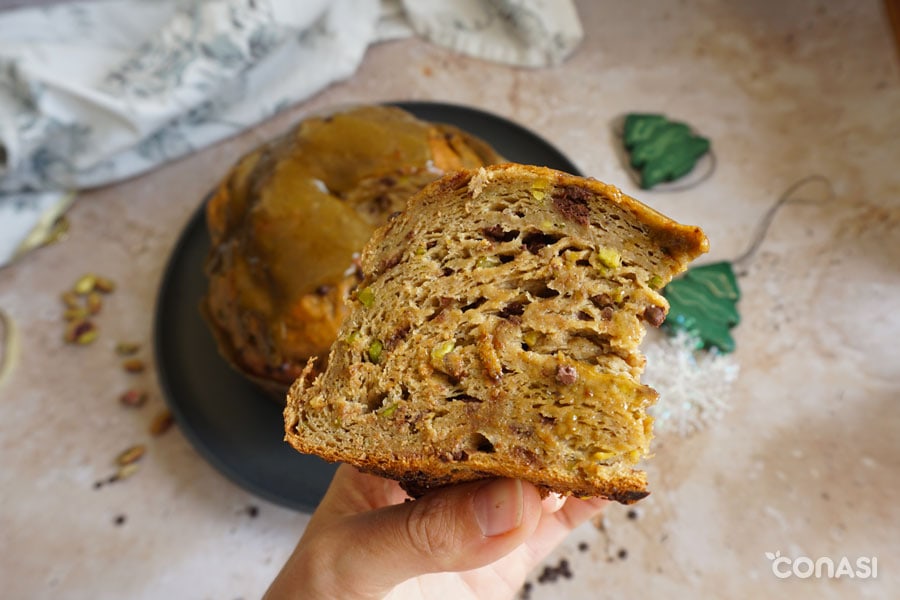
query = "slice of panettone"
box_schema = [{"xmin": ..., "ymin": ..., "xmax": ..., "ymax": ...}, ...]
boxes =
[{"xmin": 284, "ymin": 164, "xmax": 708, "ymax": 503}]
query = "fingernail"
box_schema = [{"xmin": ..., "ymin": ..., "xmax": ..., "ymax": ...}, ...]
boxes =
[
  {"xmin": 542, "ymin": 492, "xmax": 566, "ymax": 514},
  {"xmin": 473, "ymin": 479, "xmax": 524, "ymax": 537}
]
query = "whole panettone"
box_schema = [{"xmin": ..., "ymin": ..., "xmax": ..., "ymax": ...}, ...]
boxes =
[{"xmin": 203, "ymin": 105, "xmax": 502, "ymax": 395}]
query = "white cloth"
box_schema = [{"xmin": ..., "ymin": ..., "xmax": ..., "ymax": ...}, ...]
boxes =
[{"xmin": 0, "ymin": 0, "xmax": 583, "ymax": 267}]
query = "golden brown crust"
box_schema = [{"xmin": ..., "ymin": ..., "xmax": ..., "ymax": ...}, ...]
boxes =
[
  {"xmin": 364, "ymin": 164, "xmax": 708, "ymax": 279},
  {"xmin": 284, "ymin": 378, "xmax": 649, "ymax": 503}
]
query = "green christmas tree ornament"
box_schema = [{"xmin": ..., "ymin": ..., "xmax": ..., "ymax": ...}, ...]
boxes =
[
  {"xmin": 623, "ymin": 113, "xmax": 711, "ymax": 189},
  {"xmin": 662, "ymin": 262, "xmax": 741, "ymax": 353},
  {"xmin": 657, "ymin": 175, "xmax": 835, "ymax": 354}
]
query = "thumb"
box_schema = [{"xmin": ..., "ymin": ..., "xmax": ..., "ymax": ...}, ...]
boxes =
[{"xmin": 333, "ymin": 478, "xmax": 543, "ymax": 594}]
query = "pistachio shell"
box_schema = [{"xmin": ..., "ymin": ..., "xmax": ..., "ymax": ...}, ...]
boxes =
[
  {"xmin": 149, "ymin": 410, "xmax": 174, "ymax": 436},
  {"xmin": 115, "ymin": 342, "xmax": 141, "ymax": 356},
  {"xmin": 122, "ymin": 358, "xmax": 145, "ymax": 373},
  {"xmin": 73, "ymin": 274, "xmax": 97, "ymax": 295},
  {"xmin": 93, "ymin": 276, "xmax": 116, "ymax": 293},
  {"xmin": 116, "ymin": 444, "xmax": 146, "ymax": 466}
]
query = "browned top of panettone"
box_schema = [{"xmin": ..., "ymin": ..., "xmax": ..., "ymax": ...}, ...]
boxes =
[{"xmin": 203, "ymin": 105, "xmax": 502, "ymax": 392}]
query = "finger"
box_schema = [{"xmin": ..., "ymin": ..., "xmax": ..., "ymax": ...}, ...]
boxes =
[
  {"xmin": 552, "ymin": 496, "xmax": 608, "ymax": 531},
  {"xmin": 314, "ymin": 465, "xmax": 410, "ymax": 518},
  {"xmin": 487, "ymin": 495, "xmax": 608, "ymax": 581},
  {"xmin": 523, "ymin": 496, "xmax": 608, "ymax": 564},
  {"xmin": 328, "ymin": 478, "xmax": 544, "ymax": 597}
]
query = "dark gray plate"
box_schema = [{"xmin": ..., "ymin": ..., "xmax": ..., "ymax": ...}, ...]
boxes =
[{"xmin": 154, "ymin": 102, "xmax": 581, "ymax": 512}]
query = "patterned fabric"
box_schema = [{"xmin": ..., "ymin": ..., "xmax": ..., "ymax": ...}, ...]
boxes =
[{"xmin": 0, "ymin": 0, "xmax": 582, "ymax": 267}]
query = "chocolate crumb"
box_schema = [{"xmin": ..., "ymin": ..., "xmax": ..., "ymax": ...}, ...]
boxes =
[
  {"xmin": 536, "ymin": 558, "xmax": 574, "ymax": 584},
  {"xmin": 93, "ymin": 481, "xmax": 103, "ymax": 490},
  {"xmin": 578, "ymin": 541, "xmax": 589, "ymax": 552},
  {"xmin": 618, "ymin": 548, "xmax": 628, "ymax": 560},
  {"xmin": 114, "ymin": 514, "xmax": 126, "ymax": 526},
  {"xmin": 385, "ymin": 325, "xmax": 411, "ymax": 350},
  {"xmin": 642, "ymin": 305, "xmax": 666, "ymax": 327},
  {"xmin": 378, "ymin": 252, "xmax": 403, "ymax": 273},
  {"xmin": 498, "ymin": 300, "xmax": 526, "ymax": 319},
  {"xmin": 551, "ymin": 186, "xmax": 591, "ymax": 225},
  {"xmin": 556, "ymin": 365, "xmax": 578, "ymax": 385},
  {"xmin": 590, "ymin": 293, "xmax": 614, "ymax": 308},
  {"xmin": 450, "ymin": 449, "xmax": 469, "ymax": 461},
  {"xmin": 627, "ymin": 508, "xmax": 640, "ymax": 520},
  {"xmin": 246, "ymin": 505, "xmax": 259, "ymax": 518},
  {"xmin": 518, "ymin": 581, "xmax": 533, "ymax": 600}
]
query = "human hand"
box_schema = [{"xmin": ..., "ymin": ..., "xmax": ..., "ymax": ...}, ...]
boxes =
[{"xmin": 265, "ymin": 464, "xmax": 607, "ymax": 600}]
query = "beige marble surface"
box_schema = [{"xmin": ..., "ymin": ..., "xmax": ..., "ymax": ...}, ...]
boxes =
[{"xmin": 2, "ymin": 1, "xmax": 899, "ymax": 598}]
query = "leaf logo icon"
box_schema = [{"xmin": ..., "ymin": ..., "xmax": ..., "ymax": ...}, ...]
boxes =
[{"xmin": 765, "ymin": 551, "xmax": 781, "ymax": 560}]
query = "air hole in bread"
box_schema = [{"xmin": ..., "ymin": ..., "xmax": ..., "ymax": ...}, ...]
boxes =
[
  {"xmin": 367, "ymin": 393, "xmax": 388, "ymax": 412},
  {"xmin": 469, "ymin": 433, "xmax": 495, "ymax": 453},
  {"xmin": 424, "ymin": 296, "xmax": 455, "ymax": 322},
  {"xmin": 482, "ymin": 226, "xmax": 520, "ymax": 243},
  {"xmin": 448, "ymin": 393, "xmax": 482, "ymax": 403},
  {"xmin": 524, "ymin": 280, "xmax": 560, "ymax": 299},
  {"xmin": 523, "ymin": 231, "xmax": 563, "ymax": 254},
  {"xmin": 461, "ymin": 297, "xmax": 487, "ymax": 312},
  {"xmin": 572, "ymin": 330, "xmax": 612, "ymax": 351}
]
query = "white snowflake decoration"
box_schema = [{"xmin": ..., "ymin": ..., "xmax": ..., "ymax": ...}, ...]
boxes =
[{"xmin": 642, "ymin": 329, "xmax": 740, "ymax": 437}]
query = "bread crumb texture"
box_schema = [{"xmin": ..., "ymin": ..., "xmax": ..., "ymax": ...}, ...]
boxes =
[{"xmin": 285, "ymin": 164, "xmax": 707, "ymax": 503}]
